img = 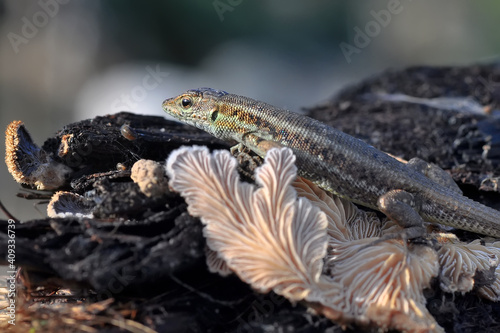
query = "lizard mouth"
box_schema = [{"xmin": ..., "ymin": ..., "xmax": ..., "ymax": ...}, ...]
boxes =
[{"xmin": 162, "ymin": 98, "xmax": 180, "ymax": 117}]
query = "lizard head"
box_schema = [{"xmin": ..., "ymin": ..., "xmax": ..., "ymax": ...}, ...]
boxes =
[{"xmin": 162, "ymin": 88, "xmax": 227, "ymax": 135}]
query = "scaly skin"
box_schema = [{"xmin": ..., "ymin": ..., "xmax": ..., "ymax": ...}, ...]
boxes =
[{"xmin": 162, "ymin": 87, "xmax": 500, "ymax": 238}]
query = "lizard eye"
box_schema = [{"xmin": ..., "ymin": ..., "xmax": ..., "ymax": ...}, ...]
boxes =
[{"xmin": 181, "ymin": 98, "xmax": 192, "ymax": 108}]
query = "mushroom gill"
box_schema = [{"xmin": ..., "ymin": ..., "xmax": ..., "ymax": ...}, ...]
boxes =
[
  {"xmin": 292, "ymin": 176, "xmax": 440, "ymax": 332},
  {"xmin": 292, "ymin": 177, "xmax": 382, "ymax": 243},
  {"xmin": 295, "ymin": 173, "xmax": 500, "ymax": 305},
  {"xmin": 317, "ymin": 239, "xmax": 440, "ymax": 332},
  {"xmin": 166, "ymin": 146, "xmax": 444, "ymax": 332},
  {"xmin": 205, "ymin": 247, "xmax": 232, "ymax": 277}
]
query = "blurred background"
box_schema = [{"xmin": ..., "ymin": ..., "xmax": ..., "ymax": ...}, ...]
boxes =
[{"xmin": 1, "ymin": 0, "xmax": 500, "ymax": 221}]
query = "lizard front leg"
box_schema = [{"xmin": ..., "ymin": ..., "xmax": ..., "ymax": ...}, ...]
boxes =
[
  {"xmin": 377, "ymin": 189, "xmax": 426, "ymax": 240},
  {"xmin": 230, "ymin": 143, "xmax": 263, "ymax": 179},
  {"xmin": 230, "ymin": 134, "xmax": 284, "ymax": 180}
]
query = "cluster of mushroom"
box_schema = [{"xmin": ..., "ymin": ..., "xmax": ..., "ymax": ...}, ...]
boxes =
[
  {"xmin": 38, "ymin": 140, "xmax": 500, "ymax": 332},
  {"xmin": 165, "ymin": 146, "xmax": 500, "ymax": 333}
]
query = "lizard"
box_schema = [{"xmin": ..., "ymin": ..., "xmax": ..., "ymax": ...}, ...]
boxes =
[{"xmin": 162, "ymin": 87, "xmax": 500, "ymax": 239}]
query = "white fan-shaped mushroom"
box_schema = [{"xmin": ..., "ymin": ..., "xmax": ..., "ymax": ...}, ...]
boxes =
[
  {"xmin": 166, "ymin": 146, "xmax": 445, "ymax": 332},
  {"xmin": 166, "ymin": 146, "xmax": 330, "ymax": 300}
]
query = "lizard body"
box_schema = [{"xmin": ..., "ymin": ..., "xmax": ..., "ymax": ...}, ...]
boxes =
[{"xmin": 162, "ymin": 87, "xmax": 500, "ymax": 238}]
